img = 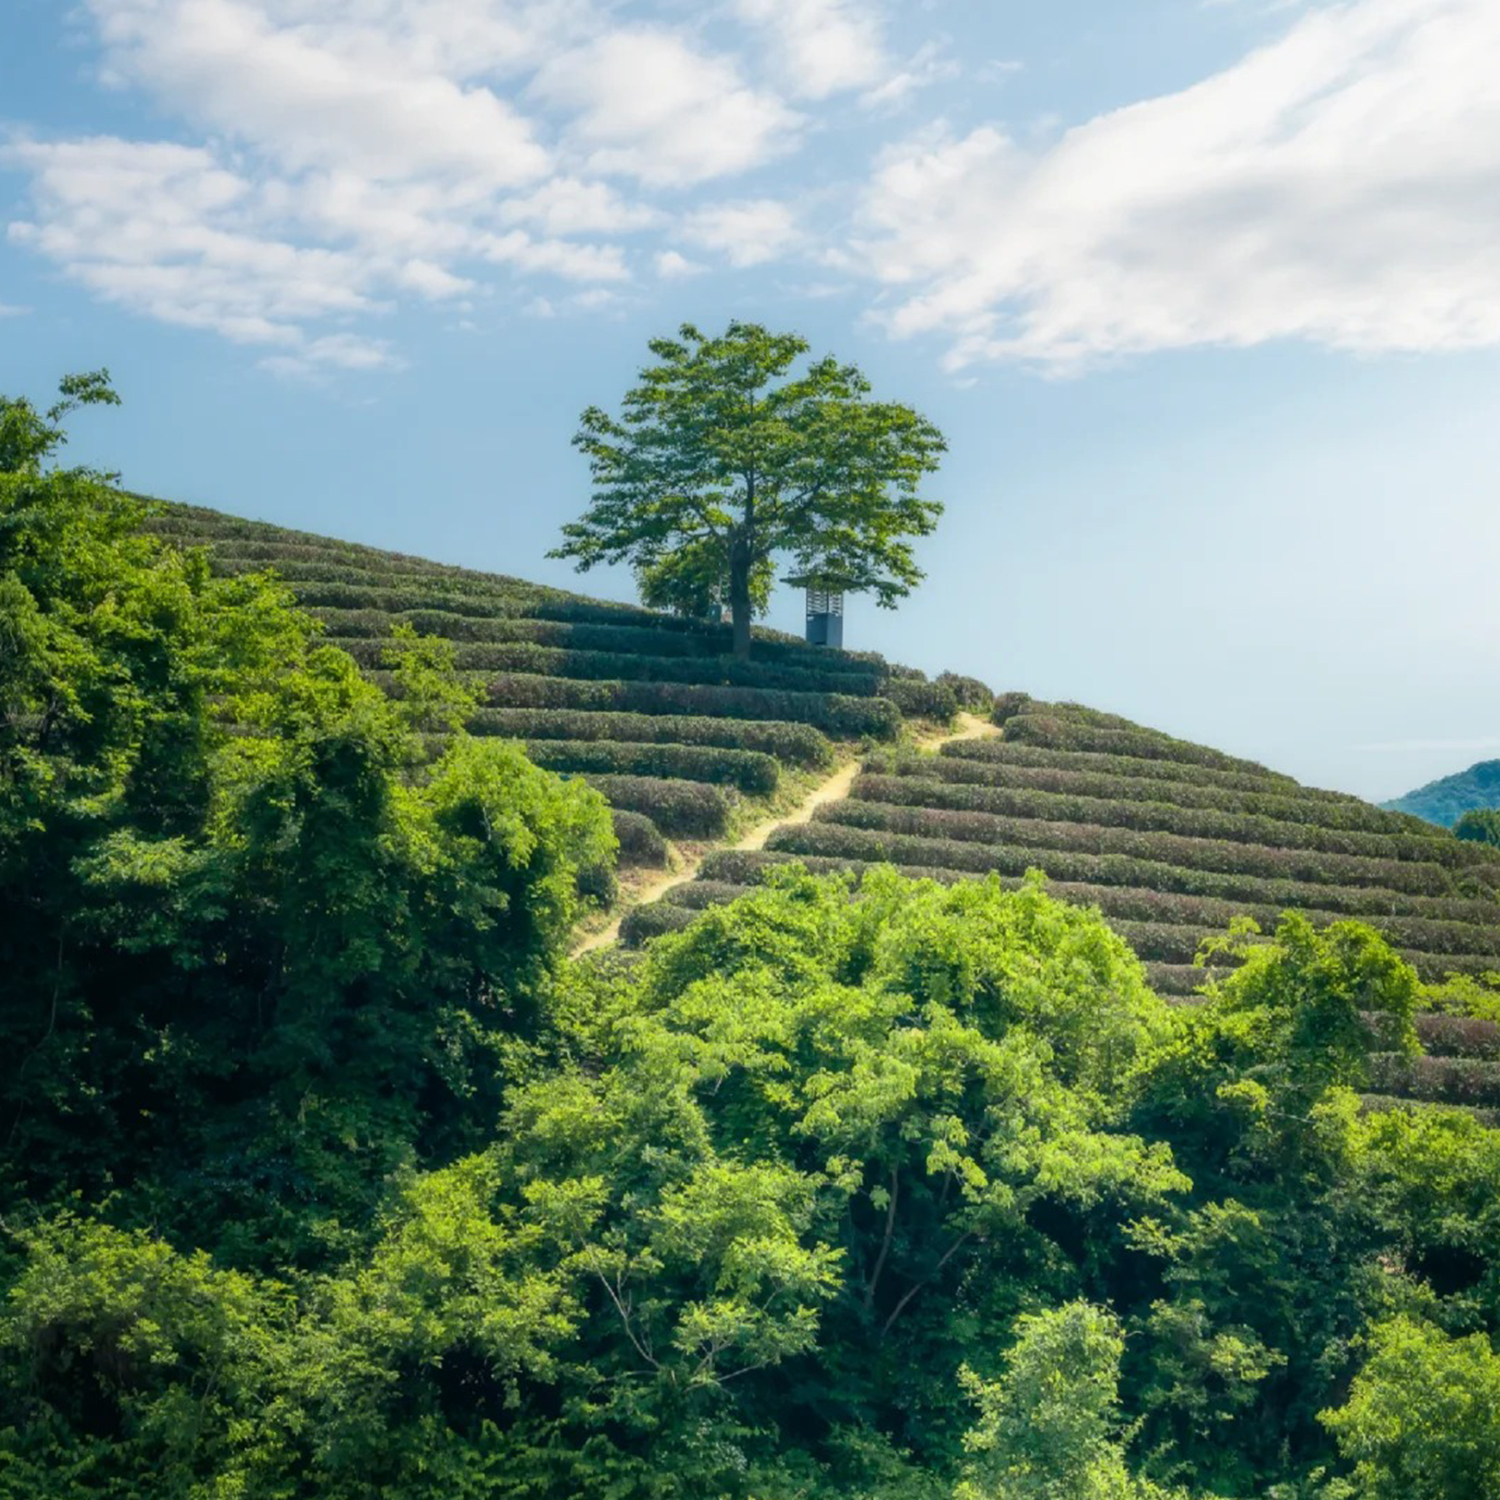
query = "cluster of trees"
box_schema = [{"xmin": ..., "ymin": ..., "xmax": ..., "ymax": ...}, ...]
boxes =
[{"xmin": 5, "ymin": 377, "xmax": 1500, "ymax": 1499}]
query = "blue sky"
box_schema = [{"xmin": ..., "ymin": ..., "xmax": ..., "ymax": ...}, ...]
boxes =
[{"xmin": 4, "ymin": 0, "xmax": 1500, "ymax": 801}]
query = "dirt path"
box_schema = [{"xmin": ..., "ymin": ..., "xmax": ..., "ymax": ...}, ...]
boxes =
[{"xmin": 571, "ymin": 710, "xmax": 999, "ymax": 957}]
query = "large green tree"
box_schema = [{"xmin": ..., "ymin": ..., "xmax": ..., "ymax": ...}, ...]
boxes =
[
  {"xmin": 552, "ymin": 320, "xmax": 947, "ymax": 658},
  {"xmin": 0, "ymin": 374, "xmax": 615, "ymax": 1268}
]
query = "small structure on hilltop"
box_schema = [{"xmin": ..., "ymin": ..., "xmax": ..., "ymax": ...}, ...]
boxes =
[{"xmin": 804, "ymin": 583, "xmax": 844, "ymax": 648}]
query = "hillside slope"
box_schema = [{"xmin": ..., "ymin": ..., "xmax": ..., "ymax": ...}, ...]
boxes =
[
  {"xmin": 627, "ymin": 697, "xmax": 1500, "ymax": 1118},
  {"xmin": 147, "ymin": 503, "xmax": 969, "ymax": 873},
  {"xmin": 151, "ymin": 508, "xmax": 1500, "ymax": 1120},
  {"xmin": 1384, "ymin": 757, "xmax": 1500, "ymax": 826}
]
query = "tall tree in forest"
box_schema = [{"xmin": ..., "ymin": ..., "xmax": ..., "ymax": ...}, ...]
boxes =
[{"xmin": 551, "ymin": 320, "xmax": 946, "ymax": 658}]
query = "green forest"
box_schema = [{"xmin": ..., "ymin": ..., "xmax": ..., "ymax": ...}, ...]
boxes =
[{"xmin": 6, "ymin": 380, "xmax": 1500, "ymax": 1500}]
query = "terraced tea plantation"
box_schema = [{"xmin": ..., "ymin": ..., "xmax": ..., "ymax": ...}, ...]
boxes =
[
  {"xmin": 148, "ymin": 507, "xmax": 1500, "ymax": 1121},
  {"xmin": 148, "ymin": 504, "xmax": 964, "ymax": 869},
  {"xmin": 626, "ymin": 698, "xmax": 1500, "ymax": 1120}
]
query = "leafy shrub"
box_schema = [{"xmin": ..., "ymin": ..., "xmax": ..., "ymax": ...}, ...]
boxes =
[
  {"xmin": 440, "ymin": 675, "xmax": 904, "ymax": 738},
  {"xmin": 1366, "ymin": 1054, "xmax": 1500, "ymax": 1107},
  {"xmin": 881, "ymin": 677, "xmax": 958, "ymax": 721},
  {"xmin": 991, "ymin": 691, "xmax": 1032, "ymax": 725},
  {"xmin": 1456, "ymin": 809, "xmax": 1500, "ymax": 846},
  {"xmin": 612, "ymin": 810, "xmax": 669, "ymax": 867},
  {"xmin": 521, "ymin": 739, "xmax": 779, "ymax": 794},
  {"xmin": 849, "ymin": 773, "xmax": 1496, "ymax": 869},
  {"xmin": 1005, "ymin": 712, "xmax": 1282, "ymax": 774},
  {"xmin": 814, "ymin": 799, "xmax": 1478, "ymax": 895},
  {"xmin": 579, "ymin": 774, "xmax": 732, "ymax": 837},
  {"xmin": 936, "ymin": 671, "xmax": 994, "ymax": 713},
  {"xmin": 467, "ymin": 708, "xmax": 833, "ymax": 766},
  {"xmin": 620, "ymin": 902, "xmax": 697, "ymax": 945},
  {"xmin": 764, "ymin": 821, "xmax": 1483, "ymax": 906},
  {"xmin": 339, "ymin": 636, "xmax": 886, "ymax": 696},
  {"xmin": 660, "ymin": 879, "xmax": 751, "ymax": 910},
  {"xmin": 1411, "ymin": 1013, "xmax": 1500, "ymax": 1057},
  {"xmin": 941, "ymin": 736, "xmax": 1311, "ymax": 796},
  {"xmin": 880, "ymin": 752, "xmax": 1454, "ymax": 835}
]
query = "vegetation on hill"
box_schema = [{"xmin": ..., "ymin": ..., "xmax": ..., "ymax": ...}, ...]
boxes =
[
  {"xmin": 638, "ymin": 698, "xmax": 1500, "ymax": 1013},
  {"xmin": 1384, "ymin": 757, "xmax": 1500, "ymax": 826},
  {"xmin": 6, "ymin": 376, "xmax": 1500, "ymax": 1498}
]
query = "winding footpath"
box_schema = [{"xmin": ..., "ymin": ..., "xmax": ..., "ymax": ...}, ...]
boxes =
[{"xmin": 572, "ymin": 711, "xmax": 998, "ymax": 957}]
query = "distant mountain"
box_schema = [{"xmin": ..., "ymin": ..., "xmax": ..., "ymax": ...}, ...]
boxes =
[{"xmin": 1383, "ymin": 759, "xmax": 1500, "ymax": 826}]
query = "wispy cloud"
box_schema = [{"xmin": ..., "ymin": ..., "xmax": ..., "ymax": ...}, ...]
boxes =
[
  {"xmin": 7, "ymin": 0, "xmax": 1500, "ymax": 381},
  {"xmin": 857, "ymin": 0, "xmax": 1500, "ymax": 370}
]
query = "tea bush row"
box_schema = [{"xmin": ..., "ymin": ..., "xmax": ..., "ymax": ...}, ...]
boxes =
[
  {"xmin": 1004, "ymin": 712, "xmax": 1289, "ymax": 775},
  {"xmin": 696, "ymin": 845, "xmax": 1500, "ymax": 934},
  {"xmin": 620, "ymin": 903, "xmax": 697, "ymax": 945},
  {"xmin": 814, "ymin": 799, "xmax": 1485, "ymax": 896},
  {"xmin": 521, "ymin": 739, "xmax": 779, "ymax": 794},
  {"xmin": 313, "ymin": 607, "xmax": 896, "ymax": 675},
  {"xmin": 881, "ymin": 752, "xmax": 1440, "ymax": 834},
  {"xmin": 1366, "ymin": 1053, "xmax": 1500, "ymax": 1107},
  {"xmin": 763, "ymin": 821, "xmax": 1483, "ymax": 906},
  {"xmin": 339, "ymin": 636, "xmax": 887, "ymax": 697},
  {"xmin": 611, "ymin": 809, "xmax": 669, "ymax": 867},
  {"xmin": 940, "ymin": 736, "xmax": 1315, "ymax": 797},
  {"xmin": 466, "ymin": 708, "xmax": 833, "ymax": 767},
  {"xmin": 436, "ymin": 674, "xmax": 904, "ymax": 738},
  {"xmin": 848, "ymin": 773, "xmax": 1492, "ymax": 869},
  {"xmin": 880, "ymin": 678, "xmax": 959, "ymax": 720},
  {"xmin": 936, "ymin": 672, "xmax": 995, "ymax": 712},
  {"xmin": 576, "ymin": 774, "xmax": 732, "ymax": 837}
]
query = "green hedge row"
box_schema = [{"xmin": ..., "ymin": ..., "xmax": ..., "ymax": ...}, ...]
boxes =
[
  {"xmin": 1358, "ymin": 1093, "xmax": 1500, "ymax": 1126},
  {"xmin": 814, "ymin": 799, "xmax": 1483, "ymax": 896},
  {"xmin": 466, "ymin": 708, "xmax": 833, "ymax": 767},
  {"xmin": 762, "ymin": 821, "xmax": 1482, "ymax": 907},
  {"xmin": 523, "ymin": 739, "xmax": 779, "ymax": 794},
  {"xmin": 661, "ymin": 879, "xmax": 753, "ymax": 910},
  {"xmin": 1003, "ymin": 712, "xmax": 1287, "ymax": 775},
  {"xmin": 579, "ymin": 774, "xmax": 732, "ymax": 837},
  {"xmin": 445, "ymin": 675, "xmax": 904, "ymax": 738},
  {"xmin": 848, "ymin": 773, "xmax": 1493, "ymax": 869},
  {"xmin": 696, "ymin": 846, "xmax": 1500, "ymax": 933},
  {"xmin": 944, "ymin": 736, "xmax": 1309, "ymax": 797},
  {"xmin": 312, "ymin": 607, "xmax": 894, "ymax": 675},
  {"xmin": 611, "ymin": 809, "xmax": 669, "ymax": 867},
  {"xmin": 287, "ymin": 579, "xmax": 626, "ymax": 623},
  {"xmin": 620, "ymin": 903, "xmax": 698, "ymax": 946},
  {"xmin": 936, "ymin": 672, "xmax": 995, "ymax": 713},
  {"xmin": 336, "ymin": 636, "xmax": 887, "ymax": 697},
  {"xmin": 882, "ymin": 678, "xmax": 959, "ymax": 720},
  {"xmin": 1367, "ymin": 1054, "xmax": 1500, "ymax": 1107},
  {"xmin": 879, "ymin": 752, "xmax": 1442, "ymax": 835},
  {"xmin": 1413, "ymin": 1014, "xmax": 1500, "ymax": 1059}
]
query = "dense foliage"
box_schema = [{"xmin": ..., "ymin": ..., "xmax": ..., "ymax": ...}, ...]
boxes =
[
  {"xmin": 7, "ymin": 853, "xmax": 1500, "ymax": 1497},
  {"xmin": 0, "ymin": 376, "xmax": 616, "ymax": 1272},
  {"xmin": 6, "ymin": 381, "xmax": 1499, "ymax": 1500}
]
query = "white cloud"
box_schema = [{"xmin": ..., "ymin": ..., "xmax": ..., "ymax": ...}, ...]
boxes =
[
  {"xmin": 654, "ymin": 249, "xmax": 704, "ymax": 279},
  {"xmin": 683, "ymin": 198, "xmax": 800, "ymax": 267},
  {"xmin": 858, "ymin": 0, "xmax": 1500, "ymax": 369},
  {"xmin": 533, "ymin": 29, "xmax": 800, "ymax": 186},
  {"xmin": 6, "ymin": 137, "xmax": 375, "ymax": 346},
  {"xmin": 500, "ymin": 177, "xmax": 661, "ymax": 235},
  {"xmin": 734, "ymin": 0, "xmax": 888, "ymax": 99}
]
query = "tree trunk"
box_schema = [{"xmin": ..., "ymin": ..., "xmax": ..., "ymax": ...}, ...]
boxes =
[{"xmin": 729, "ymin": 533, "xmax": 753, "ymax": 660}]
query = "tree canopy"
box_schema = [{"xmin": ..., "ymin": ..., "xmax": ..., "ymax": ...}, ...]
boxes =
[
  {"xmin": 0, "ymin": 374, "xmax": 616, "ymax": 1270},
  {"xmin": 552, "ymin": 320, "xmax": 946, "ymax": 656}
]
